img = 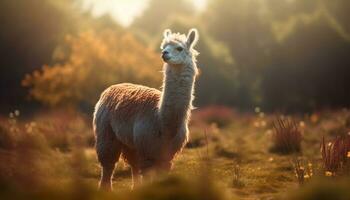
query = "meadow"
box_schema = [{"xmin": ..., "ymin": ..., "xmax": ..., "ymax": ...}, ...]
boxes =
[
  {"xmin": 1, "ymin": 106, "xmax": 349, "ymax": 200},
  {"xmin": 1, "ymin": 0, "xmax": 350, "ymax": 199}
]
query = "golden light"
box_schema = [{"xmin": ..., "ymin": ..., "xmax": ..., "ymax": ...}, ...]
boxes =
[{"xmin": 82, "ymin": 0, "xmax": 207, "ymax": 26}]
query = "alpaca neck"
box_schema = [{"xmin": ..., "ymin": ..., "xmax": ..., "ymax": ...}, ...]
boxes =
[{"xmin": 158, "ymin": 61, "xmax": 197, "ymax": 137}]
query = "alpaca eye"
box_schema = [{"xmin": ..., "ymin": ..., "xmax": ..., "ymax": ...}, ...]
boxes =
[{"xmin": 176, "ymin": 47, "xmax": 183, "ymax": 51}]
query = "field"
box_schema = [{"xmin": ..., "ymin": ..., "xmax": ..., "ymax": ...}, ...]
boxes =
[
  {"xmin": 0, "ymin": 107, "xmax": 350, "ymax": 200},
  {"xmin": 2, "ymin": 0, "xmax": 350, "ymax": 199}
]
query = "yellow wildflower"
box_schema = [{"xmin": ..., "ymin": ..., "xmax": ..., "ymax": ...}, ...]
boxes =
[
  {"xmin": 325, "ymin": 171, "xmax": 333, "ymax": 177},
  {"xmin": 259, "ymin": 112, "xmax": 265, "ymax": 118},
  {"xmin": 14, "ymin": 110, "xmax": 20, "ymax": 116},
  {"xmin": 254, "ymin": 107, "xmax": 260, "ymax": 113}
]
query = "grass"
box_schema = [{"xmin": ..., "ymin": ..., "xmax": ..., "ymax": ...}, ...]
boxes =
[
  {"xmin": 321, "ymin": 135, "xmax": 350, "ymax": 175},
  {"xmin": 270, "ymin": 118, "xmax": 302, "ymax": 154},
  {"xmin": 285, "ymin": 178, "xmax": 350, "ymax": 200},
  {"xmin": 0, "ymin": 108, "xmax": 350, "ymax": 199},
  {"xmin": 293, "ymin": 158, "xmax": 313, "ymax": 185}
]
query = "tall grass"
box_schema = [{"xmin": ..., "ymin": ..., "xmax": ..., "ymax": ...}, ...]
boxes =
[
  {"xmin": 270, "ymin": 118, "xmax": 302, "ymax": 154},
  {"xmin": 232, "ymin": 164, "xmax": 245, "ymax": 188},
  {"xmin": 1, "ymin": 109, "xmax": 350, "ymax": 199},
  {"xmin": 293, "ymin": 158, "xmax": 313, "ymax": 185},
  {"xmin": 321, "ymin": 136, "xmax": 350, "ymax": 175},
  {"xmin": 0, "ymin": 110, "xmax": 232, "ymax": 200}
]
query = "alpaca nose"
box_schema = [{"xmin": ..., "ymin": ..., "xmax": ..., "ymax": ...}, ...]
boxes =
[{"xmin": 162, "ymin": 51, "xmax": 170, "ymax": 61}]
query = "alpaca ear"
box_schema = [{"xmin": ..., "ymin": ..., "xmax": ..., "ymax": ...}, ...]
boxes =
[
  {"xmin": 163, "ymin": 29, "xmax": 172, "ymax": 38},
  {"xmin": 186, "ymin": 28, "xmax": 199, "ymax": 48}
]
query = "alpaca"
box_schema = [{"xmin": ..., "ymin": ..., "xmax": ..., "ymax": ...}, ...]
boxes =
[{"xmin": 93, "ymin": 28, "xmax": 199, "ymax": 191}]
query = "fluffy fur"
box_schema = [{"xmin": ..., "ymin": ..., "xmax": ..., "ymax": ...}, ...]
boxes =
[{"xmin": 93, "ymin": 28, "xmax": 199, "ymax": 190}]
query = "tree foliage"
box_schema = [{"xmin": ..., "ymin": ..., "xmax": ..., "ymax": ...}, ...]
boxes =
[
  {"xmin": 0, "ymin": 0, "xmax": 79, "ymax": 109},
  {"xmin": 204, "ymin": 0, "xmax": 350, "ymax": 111},
  {"xmin": 2, "ymin": 0, "xmax": 350, "ymax": 112},
  {"xmin": 131, "ymin": 0, "xmax": 194, "ymax": 43},
  {"xmin": 22, "ymin": 30, "xmax": 161, "ymax": 107}
]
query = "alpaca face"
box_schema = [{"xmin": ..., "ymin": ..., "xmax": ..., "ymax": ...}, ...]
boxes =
[
  {"xmin": 160, "ymin": 29, "xmax": 199, "ymax": 66},
  {"xmin": 161, "ymin": 42, "xmax": 187, "ymax": 65}
]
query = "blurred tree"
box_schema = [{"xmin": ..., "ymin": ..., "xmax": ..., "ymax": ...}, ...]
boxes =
[
  {"xmin": 262, "ymin": 12, "xmax": 350, "ymax": 111},
  {"xmin": 22, "ymin": 30, "xmax": 161, "ymax": 108},
  {"xmin": 3, "ymin": 0, "xmax": 350, "ymax": 112},
  {"xmin": 131, "ymin": 0, "xmax": 195, "ymax": 43},
  {"xmin": 204, "ymin": 0, "xmax": 350, "ymax": 111},
  {"xmin": 0, "ymin": 0, "xmax": 121, "ymax": 112},
  {"xmin": 321, "ymin": 0, "xmax": 350, "ymax": 33},
  {"xmin": 204, "ymin": 0, "xmax": 275, "ymax": 109},
  {"xmin": 266, "ymin": 0, "xmax": 318, "ymax": 21},
  {"xmin": 0, "ymin": 0, "xmax": 80, "ymax": 111}
]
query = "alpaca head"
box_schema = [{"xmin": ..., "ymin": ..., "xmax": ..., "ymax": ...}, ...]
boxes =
[{"xmin": 160, "ymin": 28, "xmax": 199, "ymax": 66}]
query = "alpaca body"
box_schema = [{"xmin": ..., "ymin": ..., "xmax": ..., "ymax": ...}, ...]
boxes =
[
  {"xmin": 93, "ymin": 82, "xmax": 189, "ymax": 169},
  {"xmin": 93, "ymin": 28, "xmax": 199, "ymax": 190}
]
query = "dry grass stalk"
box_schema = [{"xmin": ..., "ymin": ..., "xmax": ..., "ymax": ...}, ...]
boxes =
[
  {"xmin": 293, "ymin": 158, "xmax": 313, "ymax": 185},
  {"xmin": 271, "ymin": 118, "xmax": 302, "ymax": 154},
  {"xmin": 321, "ymin": 136, "xmax": 350, "ymax": 175},
  {"xmin": 232, "ymin": 164, "xmax": 244, "ymax": 188}
]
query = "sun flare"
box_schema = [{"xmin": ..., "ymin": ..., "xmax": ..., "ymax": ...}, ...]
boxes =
[{"xmin": 82, "ymin": 0, "xmax": 207, "ymax": 26}]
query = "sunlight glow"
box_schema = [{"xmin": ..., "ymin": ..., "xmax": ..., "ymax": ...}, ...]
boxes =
[
  {"xmin": 82, "ymin": 0, "xmax": 207, "ymax": 26},
  {"xmin": 82, "ymin": 0, "xmax": 148, "ymax": 26}
]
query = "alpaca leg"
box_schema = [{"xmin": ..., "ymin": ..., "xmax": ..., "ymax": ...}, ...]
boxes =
[
  {"xmin": 131, "ymin": 165, "xmax": 142, "ymax": 189},
  {"xmin": 95, "ymin": 126, "xmax": 121, "ymax": 191},
  {"xmin": 121, "ymin": 147, "xmax": 142, "ymax": 189},
  {"xmin": 140, "ymin": 160, "xmax": 156, "ymax": 183}
]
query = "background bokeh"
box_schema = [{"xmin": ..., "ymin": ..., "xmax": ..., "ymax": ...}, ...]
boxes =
[
  {"xmin": 1, "ymin": 0, "xmax": 350, "ymax": 114},
  {"xmin": 1, "ymin": 1, "xmax": 350, "ymax": 199}
]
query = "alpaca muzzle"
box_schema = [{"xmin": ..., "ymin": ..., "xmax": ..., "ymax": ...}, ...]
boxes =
[{"xmin": 162, "ymin": 51, "xmax": 170, "ymax": 61}]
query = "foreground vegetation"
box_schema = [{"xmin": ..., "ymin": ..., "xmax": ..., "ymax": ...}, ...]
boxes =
[{"xmin": 0, "ymin": 107, "xmax": 349, "ymax": 200}]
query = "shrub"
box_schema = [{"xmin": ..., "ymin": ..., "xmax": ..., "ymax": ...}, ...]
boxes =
[
  {"xmin": 22, "ymin": 30, "xmax": 161, "ymax": 107},
  {"xmin": 270, "ymin": 118, "xmax": 302, "ymax": 154},
  {"xmin": 321, "ymin": 136, "xmax": 350, "ymax": 175},
  {"xmin": 192, "ymin": 105, "xmax": 234, "ymax": 127},
  {"xmin": 293, "ymin": 159, "xmax": 313, "ymax": 185}
]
